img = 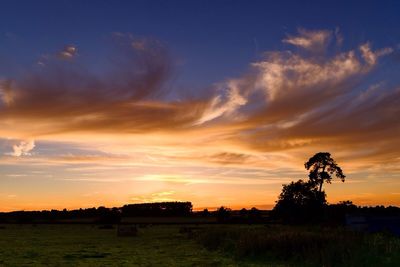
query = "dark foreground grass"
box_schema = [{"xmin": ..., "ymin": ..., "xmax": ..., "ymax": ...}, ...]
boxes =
[
  {"xmin": 0, "ymin": 224, "xmax": 238, "ymax": 267},
  {"xmin": 0, "ymin": 224, "xmax": 398, "ymax": 266},
  {"xmin": 193, "ymin": 225, "xmax": 400, "ymax": 267}
]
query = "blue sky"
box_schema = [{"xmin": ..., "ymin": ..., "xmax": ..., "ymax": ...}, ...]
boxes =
[{"xmin": 1, "ymin": 0, "xmax": 399, "ymax": 86}]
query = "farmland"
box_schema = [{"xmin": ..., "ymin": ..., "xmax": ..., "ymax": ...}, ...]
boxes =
[
  {"xmin": 0, "ymin": 224, "xmax": 235, "ymax": 267},
  {"xmin": 0, "ymin": 224, "xmax": 399, "ymax": 266}
]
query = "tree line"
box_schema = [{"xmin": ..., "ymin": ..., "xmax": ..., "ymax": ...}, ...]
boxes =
[{"xmin": 0, "ymin": 202, "xmax": 192, "ymax": 224}]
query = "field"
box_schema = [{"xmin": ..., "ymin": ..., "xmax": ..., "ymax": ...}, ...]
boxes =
[
  {"xmin": 0, "ymin": 224, "xmax": 237, "ymax": 267},
  {"xmin": 0, "ymin": 224, "xmax": 399, "ymax": 266}
]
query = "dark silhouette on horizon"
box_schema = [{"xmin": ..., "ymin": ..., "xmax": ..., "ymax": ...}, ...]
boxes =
[
  {"xmin": 273, "ymin": 179, "xmax": 326, "ymax": 223},
  {"xmin": 121, "ymin": 202, "xmax": 193, "ymax": 217},
  {"xmin": 273, "ymin": 152, "xmax": 345, "ymax": 223}
]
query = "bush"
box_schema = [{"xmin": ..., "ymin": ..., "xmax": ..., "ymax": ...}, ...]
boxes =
[{"xmin": 273, "ymin": 179, "xmax": 326, "ymax": 224}]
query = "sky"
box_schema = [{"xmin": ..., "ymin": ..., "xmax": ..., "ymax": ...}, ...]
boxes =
[{"xmin": 1, "ymin": 0, "xmax": 400, "ymax": 211}]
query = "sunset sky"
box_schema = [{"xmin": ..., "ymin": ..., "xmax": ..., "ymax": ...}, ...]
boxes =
[{"xmin": 1, "ymin": 0, "xmax": 400, "ymax": 211}]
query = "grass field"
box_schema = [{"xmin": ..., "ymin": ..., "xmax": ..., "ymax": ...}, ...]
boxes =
[
  {"xmin": 194, "ymin": 225, "xmax": 400, "ymax": 267},
  {"xmin": 0, "ymin": 224, "xmax": 399, "ymax": 266},
  {"xmin": 0, "ymin": 224, "xmax": 238, "ymax": 267}
]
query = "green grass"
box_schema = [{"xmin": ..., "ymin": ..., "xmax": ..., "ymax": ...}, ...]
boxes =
[
  {"xmin": 0, "ymin": 224, "xmax": 238, "ymax": 267},
  {"xmin": 0, "ymin": 224, "xmax": 398, "ymax": 267},
  {"xmin": 193, "ymin": 225, "xmax": 400, "ymax": 267}
]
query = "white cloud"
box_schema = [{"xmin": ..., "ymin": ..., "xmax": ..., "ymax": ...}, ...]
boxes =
[
  {"xmin": 283, "ymin": 28, "xmax": 331, "ymax": 50},
  {"xmin": 58, "ymin": 45, "xmax": 77, "ymax": 59},
  {"xmin": 197, "ymin": 80, "xmax": 247, "ymax": 124},
  {"xmin": 360, "ymin": 43, "xmax": 393, "ymax": 65},
  {"xmin": 10, "ymin": 140, "xmax": 35, "ymax": 157},
  {"xmin": 197, "ymin": 29, "xmax": 394, "ymax": 129}
]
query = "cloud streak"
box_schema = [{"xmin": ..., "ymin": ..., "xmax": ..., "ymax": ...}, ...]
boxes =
[
  {"xmin": 0, "ymin": 36, "xmax": 205, "ymax": 137},
  {"xmin": 283, "ymin": 28, "xmax": 332, "ymax": 51}
]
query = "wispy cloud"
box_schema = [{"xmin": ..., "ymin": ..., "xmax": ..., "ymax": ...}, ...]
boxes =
[
  {"xmin": 0, "ymin": 35, "xmax": 203, "ymax": 138},
  {"xmin": 283, "ymin": 28, "xmax": 332, "ymax": 51}
]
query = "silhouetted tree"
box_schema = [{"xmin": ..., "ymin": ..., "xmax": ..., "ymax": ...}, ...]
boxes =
[
  {"xmin": 325, "ymin": 200, "xmax": 358, "ymax": 224},
  {"xmin": 305, "ymin": 152, "xmax": 345, "ymax": 192},
  {"xmin": 121, "ymin": 202, "xmax": 192, "ymax": 217},
  {"xmin": 201, "ymin": 208, "xmax": 210, "ymax": 217},
  {"xmin": 216, "ymin": 206, "xmax": 231, "ymax": 223},
  {"xmin": 239, "ymin": 208, "xmax": 246, "ymax": 214},
  {"xmin": 248, "ymin": 207, "xmax": 262, "ymax": 223},
  {"xmin": 97, "ymin": 206, "xmax": 121, "ymax": 224},
  {"xmin": 337, "ymin": 200, "xmax": 356, "ymax": 207},
  {"xmin": 273, "ymin": 179, "xmax": 326, "ymax": 223}
]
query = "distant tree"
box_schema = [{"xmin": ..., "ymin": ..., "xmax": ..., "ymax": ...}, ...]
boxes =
[
  {"xmin": 325, "ymin": 200, "xmax": 358, "ymax": 224},
  {"xmin": 248, "ymin": 207, "xmax": 262, "ymax": 222},
  {"xmin": 97, "ymin": 206, "xmax": 121, "ymax": 224},
  {"xmin": 201, "ymin": 208, "xmax": 210, "ymax": 217},
  {"xmin": 305, "ymin": 152, "xmax": 345, "ymax": 192},
  {"xmin": 216, "ymin": 206, "xmax": 231, "ymax": 223},
  {"xmin": 121, "ymin": 202, "xmax": 192, "ymax": 217},
  {"xmin": 239, "ymin": 208, "xmax": 248, "ymax": 217},
  {"xmin": 337, "ymin": 200, "xmax": 356, "ymax": 207},
  {"xmin": 273, "ymin": 179, "xmax": 326, "ymax": 223}
]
